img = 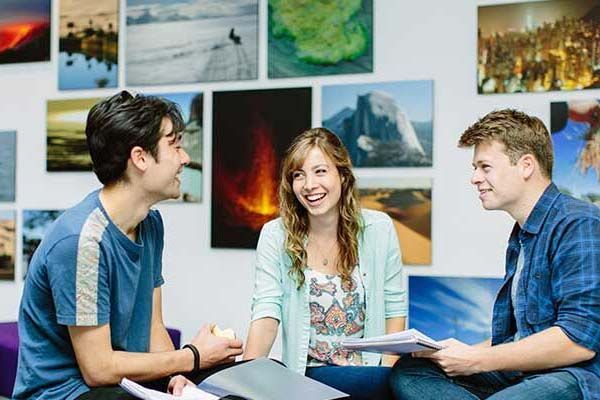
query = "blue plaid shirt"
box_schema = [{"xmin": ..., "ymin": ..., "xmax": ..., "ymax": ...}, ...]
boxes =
[{"xmin": 491, "ymin": 183, "xmax": 600, "ymax": 400}]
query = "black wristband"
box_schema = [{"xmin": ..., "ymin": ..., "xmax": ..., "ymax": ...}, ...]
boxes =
[{"xmin": 183, "ymin": 344, "xmax": 200, "ymax": 373}]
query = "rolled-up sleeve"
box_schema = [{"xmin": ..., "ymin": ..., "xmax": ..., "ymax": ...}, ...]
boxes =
[
  {"xmin": 553, "ymin": 217, "xmax": 600, "ymax": 353},
  {"xmin": 251, "ymin": 222, "xmax": 284, "ymax": 323},
  {"xmin": 382, "ymin": 216, "xmax": 408, "ymax": 319}
]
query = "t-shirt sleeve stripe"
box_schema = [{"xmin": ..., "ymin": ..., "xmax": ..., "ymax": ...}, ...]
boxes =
[{"xmin": 75, "ymin": 208, "xmax": 109, "ymax": 326}]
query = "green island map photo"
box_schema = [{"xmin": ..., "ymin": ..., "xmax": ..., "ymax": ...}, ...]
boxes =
[{"xmin": 268, "ymin": 0, "xmax": 373, "ymax": 78}]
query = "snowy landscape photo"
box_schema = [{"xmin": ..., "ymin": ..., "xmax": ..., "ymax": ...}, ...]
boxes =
[{"xmin": 126, "ymin": 0, "xmax": 258, "ymax": 85}]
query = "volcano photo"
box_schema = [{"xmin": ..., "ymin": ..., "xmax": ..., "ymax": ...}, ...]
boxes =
[
  {"xmin": 0, "ymin": 0, "xmax": 50, "ymax": 64},
  {"xmin": 212, "ymin": 88, "xmax": 311, "ymax": 248}
]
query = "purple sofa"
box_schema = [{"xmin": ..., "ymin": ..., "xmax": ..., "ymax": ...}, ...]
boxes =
[
  {"xmin": 0, "ymin": 322, "xmax": 18, "ymax": 397},
  {"xmin": 0, "ymin": 322, "xmax": 181, "ymax": 397},
  {"xmin": 167, "ymin": 326, "xmax": 181, "ymax": 349}
]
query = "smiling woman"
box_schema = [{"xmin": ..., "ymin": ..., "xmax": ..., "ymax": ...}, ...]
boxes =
[
  {"xmin": 243, "ymin": 127, "xmax": 407, "ymax": 400},
  {"xmin": 291, "ymin": 147, "xmax": 342, "ymax": 221},
  {"xmin": 279, "ymin": 128, "xmax": 360, "ymax": 288}
]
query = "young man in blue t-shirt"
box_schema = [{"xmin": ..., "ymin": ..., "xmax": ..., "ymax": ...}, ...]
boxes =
[{"xmin": 13, "ymin": 91, "xmax": 243, "ymax": 399}]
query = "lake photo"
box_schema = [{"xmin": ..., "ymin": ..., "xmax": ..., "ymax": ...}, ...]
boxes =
[
  {"xmin": 59, "ymin": 52, "xmax": 117, "ymax": 89},
  {"xmin": 59, "ymin": 0, "xmax": 118, "ymax": 90}
]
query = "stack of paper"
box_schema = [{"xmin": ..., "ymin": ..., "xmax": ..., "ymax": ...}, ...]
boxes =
[
  {"xmin": 341, "ymin": 328, "xmax": 443, "ymax": 354},
  {"xmin": 120, "ymin": 378, "xmax": 218, "ymax": 400}
]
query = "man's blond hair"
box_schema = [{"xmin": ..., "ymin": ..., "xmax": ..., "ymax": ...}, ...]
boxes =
[{"xmin": 458, "ymin": 109, "xmax": 553, "ymax": 179}]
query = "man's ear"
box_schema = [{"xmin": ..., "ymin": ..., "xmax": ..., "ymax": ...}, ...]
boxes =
[
  {"xmin": 519, "ymin": 154, "xmax": 536, "ymax": 179},
  {"xmin": 130, "ymin": 146, "xmax": 149, "ymax": 172}
]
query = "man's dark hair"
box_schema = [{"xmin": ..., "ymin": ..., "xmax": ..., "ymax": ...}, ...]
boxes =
[{"xmin": 85, "ymin": 91, "xmax": 185, "ymax": 185}]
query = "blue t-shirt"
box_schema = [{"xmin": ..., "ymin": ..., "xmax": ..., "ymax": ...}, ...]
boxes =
[{"xmin": 13, "ymin": 190, "xmax": 165, "ymax": 400}]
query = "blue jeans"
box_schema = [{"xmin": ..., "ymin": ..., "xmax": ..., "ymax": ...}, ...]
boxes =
[
  {"xmin": 391, "ymin": 358, "xmax": 582, "ymax": 400},
  {"xmin": 306, "ymin": 365, "xmax": 393, "ymax": 400}
]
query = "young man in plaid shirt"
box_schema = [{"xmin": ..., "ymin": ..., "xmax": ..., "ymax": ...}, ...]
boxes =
[{"xmin": 392, "ymin": 109, "xmax": 600, "ymax": 400}]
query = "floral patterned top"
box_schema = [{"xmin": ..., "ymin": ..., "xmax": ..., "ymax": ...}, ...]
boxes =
[{"xmin": 306, "ymin": 266, "xmax": 366, "ymax": 367}]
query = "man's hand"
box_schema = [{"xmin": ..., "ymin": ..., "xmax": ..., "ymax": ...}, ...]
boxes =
[
  {"xmin": 168, "ymin": 375, "xmax": 195, "ymax": 396},
  {"xmin": 414, "ymin": 338, "xmax": 486, "ymax": 377},
  {"xmin": 190, "ymin": 324, "xmax": 243, "ymax": 369}
]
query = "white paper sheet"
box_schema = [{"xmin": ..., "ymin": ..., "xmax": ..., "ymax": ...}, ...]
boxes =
[{"xmin": 120, "ymin": 378, "xmax": 219, "ymax": 400}]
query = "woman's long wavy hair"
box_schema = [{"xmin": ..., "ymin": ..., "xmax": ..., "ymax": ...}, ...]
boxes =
[{"xmin": 279, "ymin": 127, "xmax": 363, "ymax": 289}]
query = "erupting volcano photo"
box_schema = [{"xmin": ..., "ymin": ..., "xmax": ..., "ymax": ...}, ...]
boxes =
[
  {"xmin": 212, "ymin": 88, "xmax": 311, "ymax": 248},
  {"xmin": 0, "ymin": 0, "xmax": 50, "ymax": 64}
]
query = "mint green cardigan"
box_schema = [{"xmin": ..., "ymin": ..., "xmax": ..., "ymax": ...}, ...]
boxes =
[{"xmin": 250, "ymin": 209, "xmax": 408, "ymax": 374}]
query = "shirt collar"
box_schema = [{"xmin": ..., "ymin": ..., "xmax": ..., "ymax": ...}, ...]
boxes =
[{"xmin": 521, "ymin": 183, "xmax": 561, "ymax": 235}]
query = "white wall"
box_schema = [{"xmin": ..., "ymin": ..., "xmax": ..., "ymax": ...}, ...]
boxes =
[{"xmin": 1, "ymin": 0, "xmax": 597, "ymax": 356}]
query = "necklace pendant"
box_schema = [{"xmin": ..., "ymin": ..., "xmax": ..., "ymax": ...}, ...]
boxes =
[{"xmin": 323, "ymin": 258, "xmax": 328, "ymax": 266}]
